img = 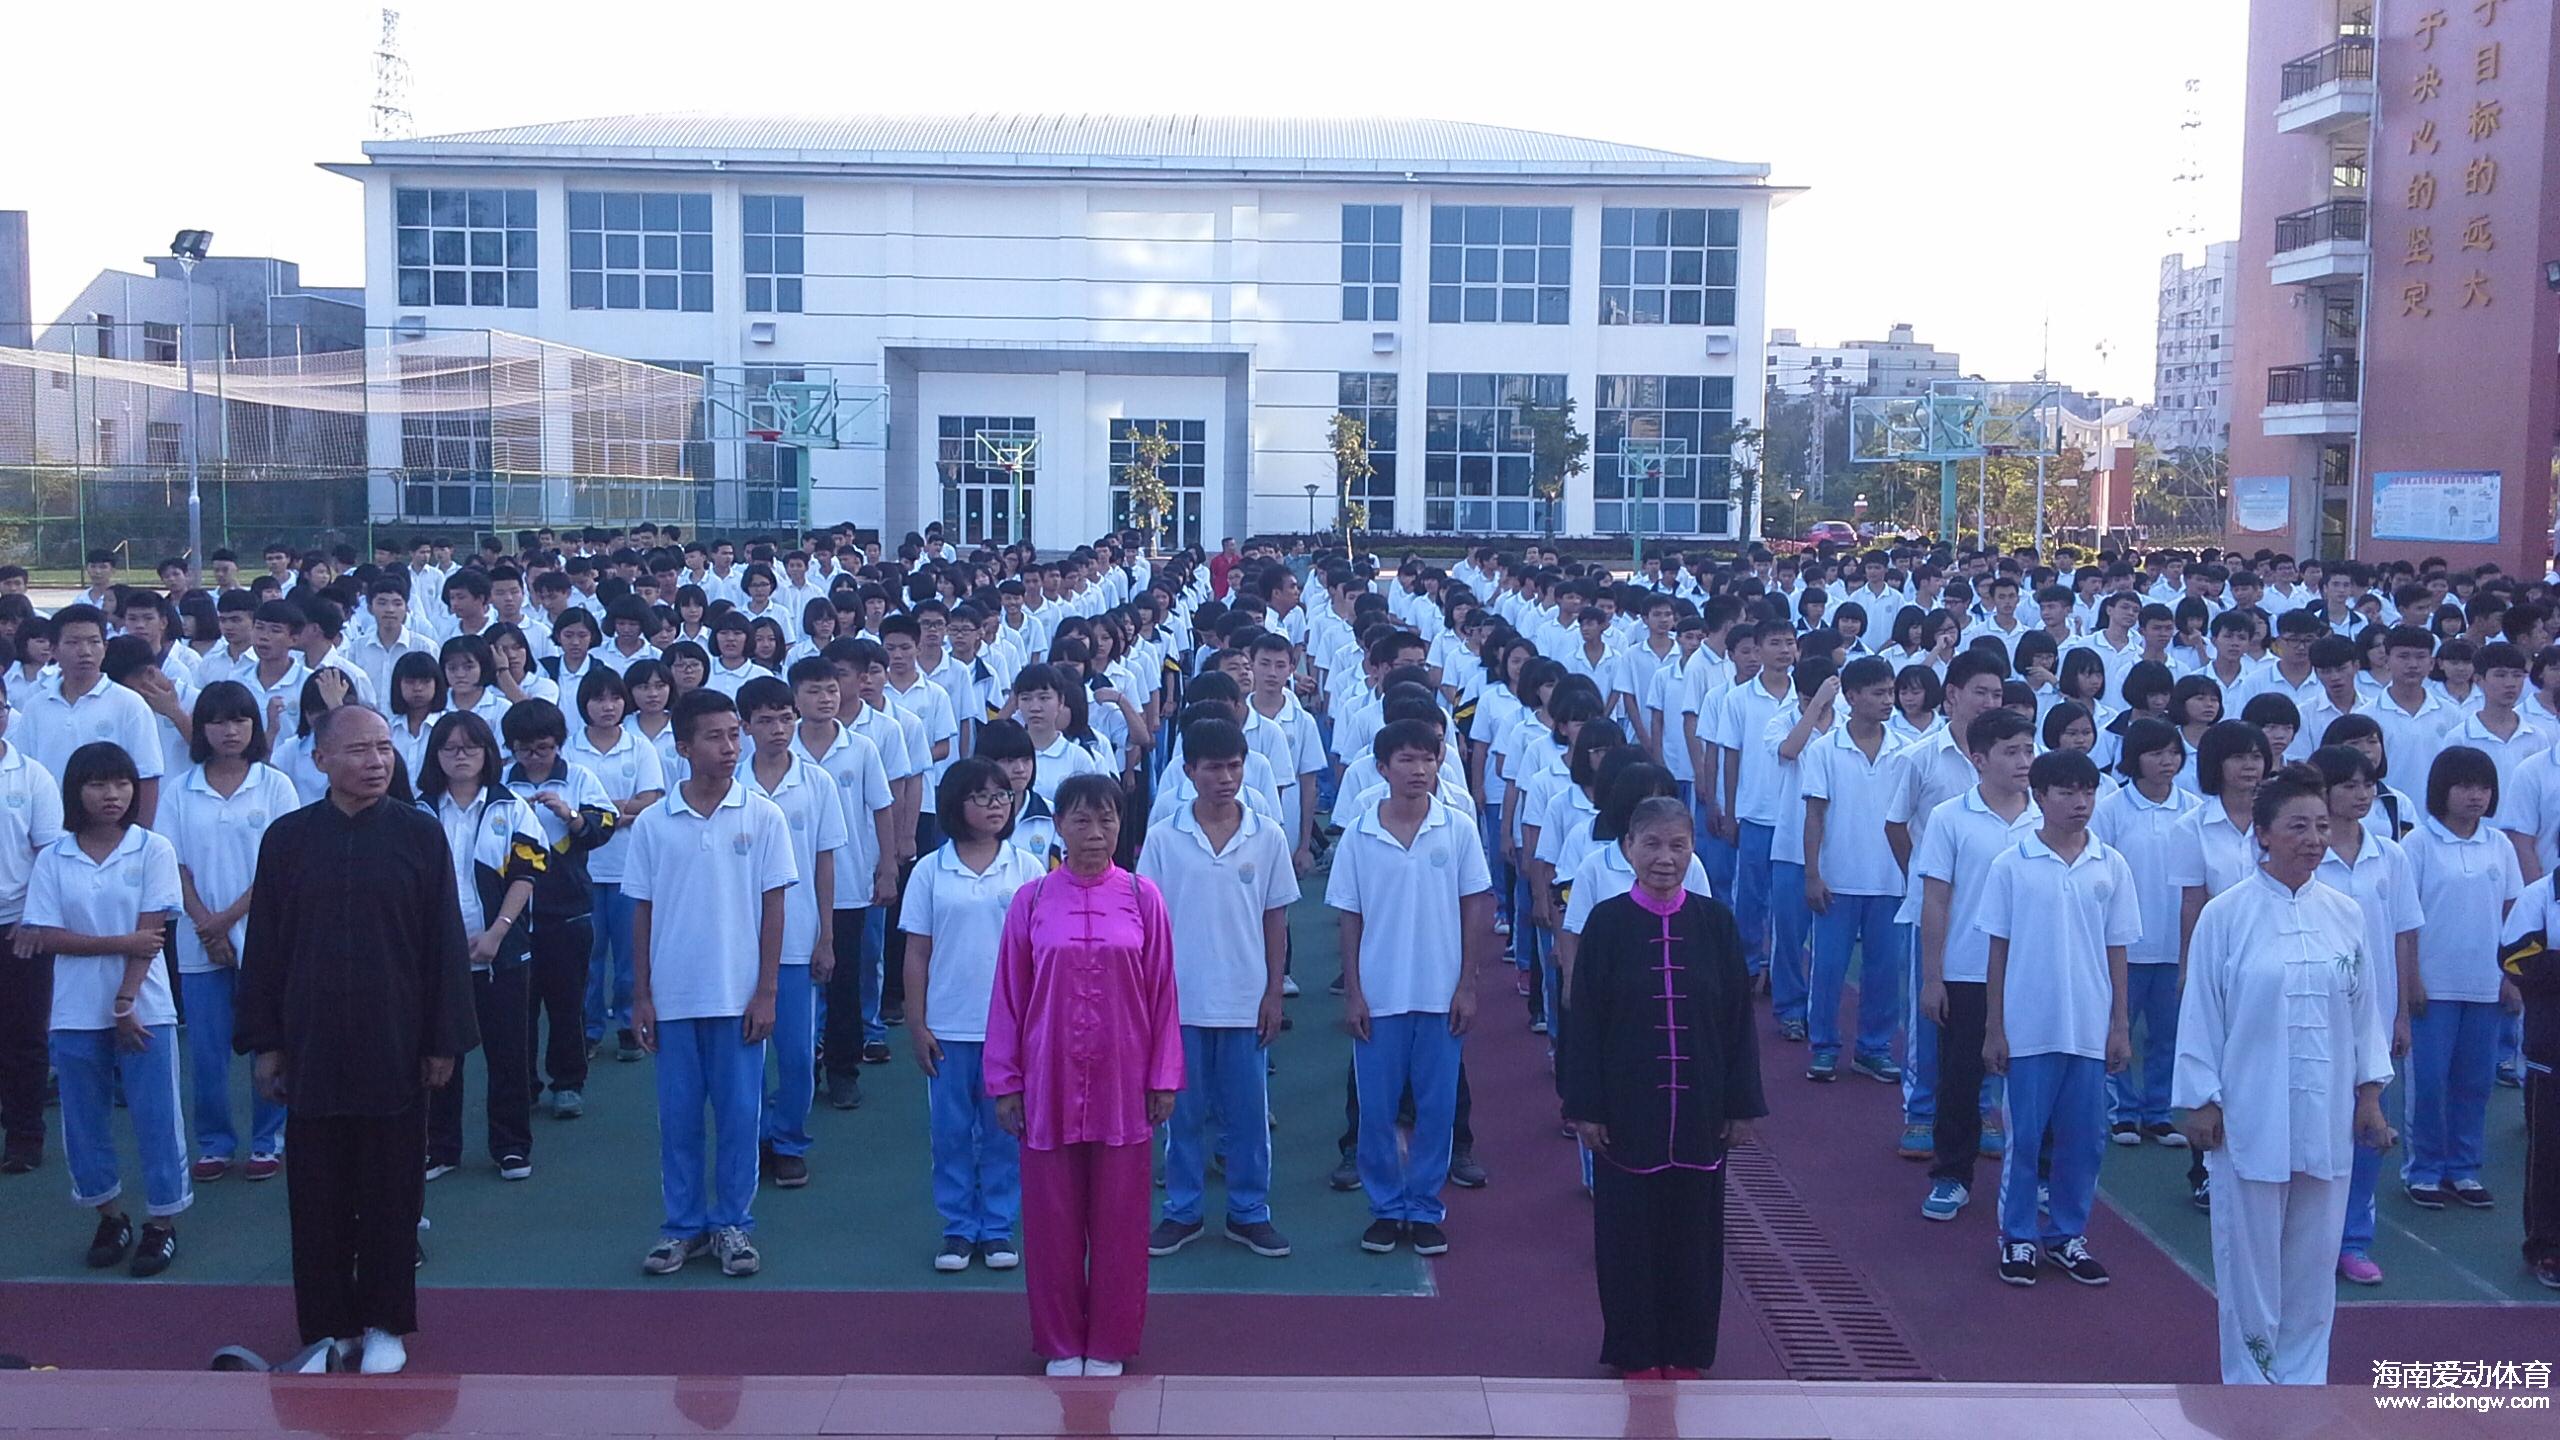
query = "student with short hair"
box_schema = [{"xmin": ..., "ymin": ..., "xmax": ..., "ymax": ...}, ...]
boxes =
[
  {"xmin": 1139, "ymin": 717, "xmax": 1301, "ymax": 1261},
  {"xmin": 1328, "ymin": 719, "xmax": 1495, "ymax": 1258},
  {"xmin": 16, "ymin": 740, "xmax": 188, "ymax": 1275},
  {"xmin": 628, "ymin": 689, "xmax": 794, "ymax": 1278},
  {"xmin": 418, "ymin": 711, "xmax": 547, "ymax": 1183},
  {"xmin": 162, "ymin": 681, "xmax": 301, "ymax": 1182},
  {"xmin": 903, "ymin": 757, "xmax": 1044, "ymax": 1273},
  {"xmin": 2091, "ymin": 718, "xmax": 2201, "ymax": 1154},
  {"xmin": 787, "ymin": 656, "xmax": 897, "ymax": 1110},
  {"xmin": 2399, "ymin": 744, "xmax": 2522, "ymax": 1212},
  {"xmin": 735, "ymin": 677, "xmax": 846, "ymax": 1189},
  {"xmin": 1977, "ymin": 749, "xmax": 2139, "ymax": 1287},
  {"xmin": 1800, "ymin": 655, "xmax": 1912, "ymax": 1084},
  {"xmin": 988, "ymin": 774, "xmax": 1180, "ymax": 1378},
  {"xmin": 1913, "ymin": 709, "xmax": 2041, "ymax": 1220},
  {"xmin": 497, "ymin": 698, "xmax": 620, "ymax": 1119},
  {"xmin": 17, "ymin": 606, "xmax": 165, "ymax": 827}
]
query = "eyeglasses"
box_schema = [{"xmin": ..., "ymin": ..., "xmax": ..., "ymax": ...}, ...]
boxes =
[{"xmin": 965, "ymin": 790, "xmax": 1015, "ymax": 808}]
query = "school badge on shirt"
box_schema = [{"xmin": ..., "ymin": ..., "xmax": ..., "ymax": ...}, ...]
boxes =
[{"xmin": 733, "ymin": 830, "xmax": 753, "ymax": 857}]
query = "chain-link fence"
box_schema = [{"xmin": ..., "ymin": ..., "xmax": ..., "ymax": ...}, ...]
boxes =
[{"xmin": 0, "ymin": 323, "xmax": 723, "ymax": 568}]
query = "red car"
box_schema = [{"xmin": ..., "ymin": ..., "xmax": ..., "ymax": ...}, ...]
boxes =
[{"xmin": 1800, "ymin": 520, "xmax": 1858, "ymax": 546}]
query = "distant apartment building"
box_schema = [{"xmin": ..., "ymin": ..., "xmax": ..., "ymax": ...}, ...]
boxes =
[
  {"xmin": 1766, "ymin": 322, "xmax": 1959, "ymax": 398},
  {"xmin": 2142, "ymin": 241, "xmax": 2236, "ymax": 454}
]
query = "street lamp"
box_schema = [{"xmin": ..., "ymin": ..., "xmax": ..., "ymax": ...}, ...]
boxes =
[
  {"xmin": 169, "ymin": 229, "xmax": 213, "ymax": 569},
  {"xmin": 1304, "ymin": 482, "xmax": 1321, "ymax": 534}
]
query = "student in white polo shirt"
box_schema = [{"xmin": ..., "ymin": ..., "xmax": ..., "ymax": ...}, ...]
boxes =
[
  {"xmin": 1800, "ymin": 655, "xmax": 1912, "ymax": 1085},
  {"xmin": 17, "ymin": 740, "xmax": 188, "ymax": 1276},
  {"xmin": 1977, "ymin": 748, "xmax": 2139, "ymax": 1289},
  {"xmin": 736, "ymin": 676, "xmax": 846, "ymax": 1191},
  {"xmin": 161, "ymin": 681, "xmax": 301, "ymax": 1182},
  {"xmin": 0, "ymin": 679, "xmax": 67, "ymax": 1175},
  {"xmin": 787, "ymin": 657, "xmax": 897, "ymax": 1111},
  {"xmin": 16, "ymin": 605, "xmax": 165, "ymax": 828},
  {"xmin": 1912, "ymin": 709, "xmax": 2040, "ymax": 1220},
  {"xmin": 1327, "ymin": 718, "xmax": 1494, "ymax": 1259},
  {"xmin": 2090, "ymin": 719, "xmax": 2203, "ymax": 1154},
  {"xmin": 903, "ymin": 757, "xmax": 1045, "ymax": 1274},
  {"xmin": 1139, "ymin": 717, "xmax": 1300, "ymax": 1262},
  {"xmin": 627, "ymin": 688, "xmax": 795, "ymax": 1280}
]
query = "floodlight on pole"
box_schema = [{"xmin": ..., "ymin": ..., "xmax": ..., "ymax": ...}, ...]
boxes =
[{"xmin": 169, "ymin": 230, "xmax": 214, "ymax": 571}]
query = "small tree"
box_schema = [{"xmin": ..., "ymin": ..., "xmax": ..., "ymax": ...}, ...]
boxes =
[
  {"xmin": 1713, "ymin": 421, "xmax": 1768, "ymax": 542},
  {"xmin": 1116, "ymin": 421, "xmax": 1179, "ymax": 555},
  {"xmin": 1517, "ymin": 396, "xmax": 1589, "ymax": 541},
  {"xmin": 1327, "ymin": 410, "xmax": 1375, "ymax": 559}
]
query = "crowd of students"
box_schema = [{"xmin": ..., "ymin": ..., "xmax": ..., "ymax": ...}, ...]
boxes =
[{"xmin": 0, "ymin": 524, "xmax": 2550, "ymax": 1386}]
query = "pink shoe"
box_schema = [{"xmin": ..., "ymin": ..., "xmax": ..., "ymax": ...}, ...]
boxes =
[{"xmin": 2337, "ymin": 1252, "xmax": 2383, "ymax": 1286}]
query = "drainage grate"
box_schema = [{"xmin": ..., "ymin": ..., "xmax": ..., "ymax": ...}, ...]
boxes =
[{"xmin": 1724, "ymin": 1142, "xmax": 1936, "ymax": 1381}]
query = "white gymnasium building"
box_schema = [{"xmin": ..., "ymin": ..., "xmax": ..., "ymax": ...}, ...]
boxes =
[{"xmin": 334, "ymin": 114, "xmax": 1790, "ymax": 549}]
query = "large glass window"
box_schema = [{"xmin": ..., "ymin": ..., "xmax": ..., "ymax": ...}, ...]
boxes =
[
  {"xmin": 936, "ymin": 415, "xmax": 1038, "ymax": 545},
  {"xmin": 1599, "ymin": 208, "xmax": 1738, "ymax": 326},
  {"xmin": 396, "ymin": 188, "xmax": 537, "ymax": 308},
  {"xmin": 568, "ymin": 191, "xmax": 713, "ymax": 312},
  {"xmin": 744, "ymin": 195, "xmax": 805, "ymax": 314},
  {"xmin": 1593, "ymin": 374, "xmax": 1737, "ymax": 537},
  {"xmin": 1336, "ymin": 373, "xmax": 1398, "ymax": 533},
  {"xmin": 1428, "ymin": 206, "xmax": 1570, "ymax": 324},
  {"xmin": 1108, "ymin": 419, "xmax": 1207, "ymax": 549},
  {"xmin": 1424, "ymin": 372, "xmax": 1566, "ymax": 533},
  {"xmin": 1340, "ymin": 205, "xmax": 1401, "ymax": 322}
]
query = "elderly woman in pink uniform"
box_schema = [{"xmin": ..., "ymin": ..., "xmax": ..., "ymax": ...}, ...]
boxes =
[{"xmin": 989, "ymin": 772, "xmax": 1182, "ymax": 1379}]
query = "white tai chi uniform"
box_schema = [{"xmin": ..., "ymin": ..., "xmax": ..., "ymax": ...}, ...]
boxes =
[{"xmin": 2173, "ymin": 867, "xmax": 2394, "ymax": 1385}]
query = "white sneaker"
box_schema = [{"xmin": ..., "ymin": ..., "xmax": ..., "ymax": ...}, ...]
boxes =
[
  {"xmin": 1083, "ymin": 1359, "xmax": 1124, "ymax": 1378},
  {"xmin": 1044, "ymin": 1356, "xmax": 1087, "ymax": 1378},
  {"xmin": 1280, "ymin": 975, "xmax": 1301, "ymax": 997},
  {"xmin": 358, "ymin": 1328, "xmax": 408, "ymax": 1375}
]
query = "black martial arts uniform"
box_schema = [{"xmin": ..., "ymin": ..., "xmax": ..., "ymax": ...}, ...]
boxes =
[
  {"xmin": 1562, "ymin": 886, "xmax": 1765, "ymax": 1375},
  {"xmin": 237, "ymin": 794, "xmax": 476, "ymax": 1345}
]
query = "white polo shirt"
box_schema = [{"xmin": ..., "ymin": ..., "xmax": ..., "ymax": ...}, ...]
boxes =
[
  {"xmin": 157, "ymin": 761, "xmax": 301, "ymax": 973},
  {"xmin": 1717, "ymin": 673, "xmax": 1797, "ymax": 825},
  {"xmin": 2089, "ymin": 782, "xmax": 2202, "ymax": 965},
  {"xmin": 2438, "ymin": 709, "xmax": 2551, "ymax": 829},
  {"xmin": 623, "ymin": 778, "xmax": 797, "ymax": 1021},
  {"xmin": 1137, "ymin": 803, "xmax": 1302, "ymax": 1028},
  {"xmin": 861, "ymin": 699, "xmax": 934, "ymax": 815},
  {"xmin": 0, "ymin": 742, "xmax": 67, "ymax": 924},
  {"xmin": 15, "ymin": 673, "xmax": 166, "ymax": 787},
  {"xmin": 1764, "ymin": 702, "xmax": 1819, "ymax": 867},
  {"xmin": 1027, "ymin": 730, "xmax": 1104, "ymax": 805},
  {"xmin": 2367, "ymin": 688, "xmax": 2461, "ymax": 796},
  {"xmin": 2402, "ymin": 814, "xmax": 2523, "ymax": 1004},
  {"xmin": 888, "ymin": 674, "xmax": 961, "ymax": 788},
  {"xmin": 2314, "ymin": 834, "xmax": 2424, "ymax": 1024},
  {"xmin": 2170, "ymin": 802, "xmax": 2259, "ymax": 901},
  {"xmin": 900, "ymin": 841, "xmax": 1047, "ymax": 1043},
  {"xmin": 1799, "ymin": 723, "xmax": 1912, "ymax": 897},
  {"xmin": 793, "ymin": 721, "xmax": 892, "ymax": 906},
  {"xmin": 743, "ymin": 752, "xmax": 849, "ymax": 966},
  {"xmin": 1974, "ymin": 832, "xmax": 2141, "ymax": 1059},
  {"xmin": 1908, "ymin": 787, "xmax": 2041, "ymax": 981},
  {"xmin": 1325, "ymin": 795, "xmax": 1491, "ymax": 1018},
  {"xmin": 564, "ymin": 725, "xmax": 668, "ymax": 886},
  {"xmin": 28, "ymin": 826, "xmax": 183, "ymax": 1030}
]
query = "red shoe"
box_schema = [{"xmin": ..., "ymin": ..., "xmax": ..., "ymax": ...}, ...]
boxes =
[
  {"xmin": 242, "ymin": 1154, "xmax": 282, "ymax": 1182},
  {"xmin": 1622, "ymin": 1367, "xmax": 1664, "ymax": 1381},
  {"xmin": 1661, "ymin": 1367, "xmax": 1705, "ymax": 1381},
  {"xmin": 190, "ymin": 1157, "xmax": 230, "ymax": 1183}
]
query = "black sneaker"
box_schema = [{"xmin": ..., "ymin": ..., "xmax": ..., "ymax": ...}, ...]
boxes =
[
  {"xmin": 2109, "ymin": 1121, "xmax": 2143, "ymax": 1147},
  {"xmin": 1805, "ymin": 1049, "xmax": 1839, "ymax": 1083},
  {"xmin": 2044, "ymin": 1236, "xmax": 2109, "ymax": 1286},
  {"xmin": 1225, "ymin": 1218, "xmax": 1292, "ymax": 1257},
  {"xmin": 85, "ymin": 1213, "xmax": 133, "ymax": 1269},
  {"xmin": 861, "ymin": 1041, "xmax": 893, "ymax": 1066},
  {"xmin": 882, "ymin": 1003, "xmax": 906, "ymax": 1027},
  {"xmin": 2449, "ymin": 1180, "xmax": 2495, "ymax": 1210},
  {"xmin": 585, "ymin": 1036, "xmax": 603, "ymax": 1062},
  {"xmin": 1328, "ymin": 1152, "xmax": 1360, "ymax": 1191},
  {"xmin": 1327, "ymin": 975, "xmax": 1347, "ymax": 996},
  {"xmin": 2405, "ymin": 1181, "xmax": 2447, "ymax": 1210},
  {"xmin": 130, "ymin": 1223, "xmax": 177, "ymax": 1278},
  {"xmin": 2535, "ymin": 1257, "xmax": 2560, "ymax": 1291},
  {"xmin": 2189, "ymin": 1178, "xmax": 2211, "ymax": 1213},
  {"xmin": 826, "ymin": 1072, "xmax": 863, "ymax": 1110},
  {"xmin": 1407, "ymin": 1221, "xmax": 1450, "ymax": 1256},
  {"xmin": 770, "ymin": 1152, "xmax": 809, "ymax": 1189},
  {"xmin": 617, "ymin": 1028, "xmax": 643, "ymax": 1063},
  {"xmin": 0, "ymin": 1146, "xmax": 38, "ymax": 1175},
  {"xmin": 1996, "ymin": 1240, "xmax": 2039, "ymax": 1286},
  {"xmin": 1147, "ymin": 1218, "xmax": 1205, "ymax": 1256},
  {"xmin": 1448, "ymin": 1148, "xmax": 1488, "ymax": 1189},
  {"xmin": 1359, "ymin": 1218, "xmax": 1403, "ymax": 1253}
]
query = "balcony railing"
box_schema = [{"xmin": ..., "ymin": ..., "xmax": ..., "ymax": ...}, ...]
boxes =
[
  {"xmin": 2281, "ymin": 36, "xmax": 2375, "ymax": 101},
  {"xmin": 2273, "ymin": 199, "xmax": 2368, "ymax": 253},
  {"xmin": 2266, "ymin": 361, "xmax": 2360, "ymax": 406}
]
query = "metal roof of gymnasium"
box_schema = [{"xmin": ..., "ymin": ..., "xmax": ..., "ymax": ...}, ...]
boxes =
[{"xmin": 356, "ymin": 113, "xmax": 1774, "ymax": 182}]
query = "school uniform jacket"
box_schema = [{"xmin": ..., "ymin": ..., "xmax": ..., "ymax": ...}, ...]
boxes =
[{"xmin": 499, "ymin": 760, "xmax": 620, "ymax": 924}]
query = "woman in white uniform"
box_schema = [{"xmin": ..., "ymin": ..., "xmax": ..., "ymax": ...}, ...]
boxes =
[{"xmin": 2174, "ymin": 762, "xmax": 2396, "ymax": 1385}]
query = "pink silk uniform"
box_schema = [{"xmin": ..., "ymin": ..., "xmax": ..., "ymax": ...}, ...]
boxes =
[{"xmin": 987, "ymin": 864, "xmax": 1183, "ymax": 1365}]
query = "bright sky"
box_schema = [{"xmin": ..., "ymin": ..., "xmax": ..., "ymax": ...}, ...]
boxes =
[{"xmin": 7, "ymin": 0, "xmax": 2242, "ymax": 400}]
